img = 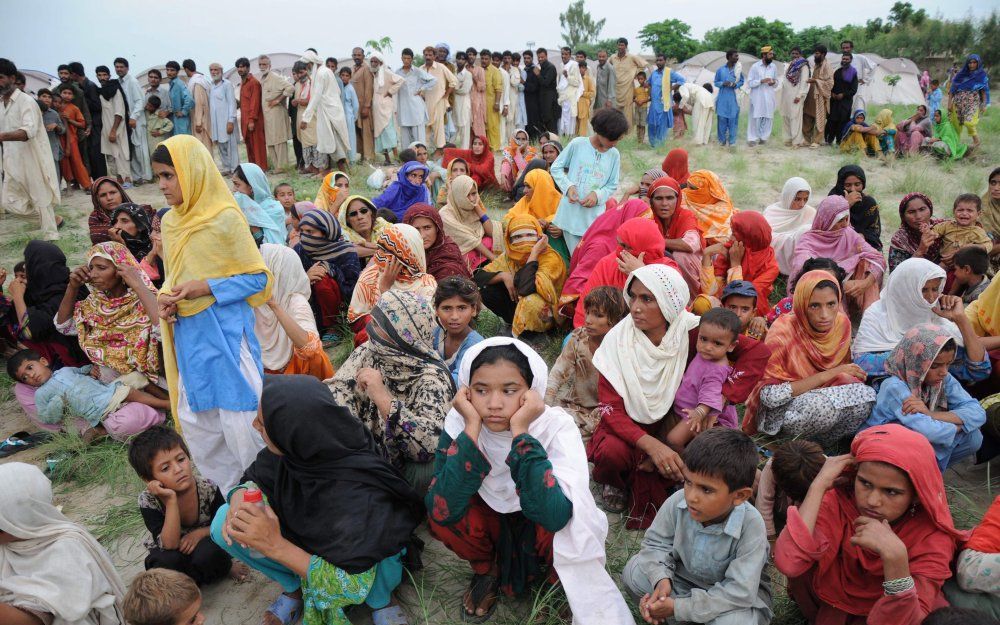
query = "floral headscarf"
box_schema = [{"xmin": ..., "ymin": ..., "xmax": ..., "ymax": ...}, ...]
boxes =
[{"xmin": 886, "ymin": 323, "xmax": 954, "ymax": 412}]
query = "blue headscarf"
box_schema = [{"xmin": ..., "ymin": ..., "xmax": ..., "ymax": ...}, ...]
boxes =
[
  {"xmin": 950, "ymin": 54, "xmax": 989, "ymax": 95},
  {"xmin": 238, "ymin": 162, "xmax": 287, "ymax": 245},
  {"xmin": 372, "ymin": 161, "xmax": 431, "ymax": 221},
  {"xmin": 841, "ymin": 109, "xmax": 868, "ymax": 141},
  {"xmin": 234, "ymin": 193, "xmax": 277, "ymax": 247}
]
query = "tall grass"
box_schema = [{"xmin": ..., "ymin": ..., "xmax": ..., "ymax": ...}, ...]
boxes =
[{"xmin": 37, "ymin": 433, "xmax": 142, "ymax": 491}]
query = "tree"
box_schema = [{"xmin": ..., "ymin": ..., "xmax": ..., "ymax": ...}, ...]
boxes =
[
  {"xmin": 575, "ymin": 38, "xmax": 621, "ymax": 59},
  {"xmin": 793, "ymin": 26, "xmax": 844, "ymax": 55},
  {"xmin": 559, "ymin": 0, "xmax": 606, "ymax": 51},
  {"xmin": 888, "ymin": 2, "xmax": 927, "ymax": 27},
  {"xmin": 638, "ymin": 19, "xmax": 698, "ymax": 61},
  {"xmin": 365, "ymin": 37, "xmax": 393, "ymax": 55},
  {"xmin": 701, "ymin": 17, "xmax": 795, "ymax": 57}
]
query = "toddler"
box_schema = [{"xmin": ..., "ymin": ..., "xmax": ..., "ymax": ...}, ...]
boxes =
[
  {"xmin": 547, "ymin": 286, "xmax": 628, "ymax": 441},
  {"xmin": 950, "ymin": 244, "xmax": 991, "ymax": 304},
  {"xmin": 666, "ymin": 308, "xmax": 741, "ymax": 452},
  {"xmin": 633, "ymin": 71, "xmax": 650, "ymax": 144},
  {"xmin": 432, "ymin": 276, "xmax": 485, "ymax": 385},
  {"xmin": 8, "ymin": 349, "xmax": 167, "ymax": 442},
  {"xmin": 123, "ymin": 568, "xmax": 204, "ymax": 625},
  {"xmin": 934, "ymin": 194, "xmax": 991, "ymax": 269},
  {"xmin": 623, "ymin": 428, "xmax": 773, "ymax": 625},
  {"xmin": 755, "ymin": 440, "xmax": 824, "ymax": 541},
  {"xmin": 128, "ymin": 425, "xmax": 238, "ymax": 585}
]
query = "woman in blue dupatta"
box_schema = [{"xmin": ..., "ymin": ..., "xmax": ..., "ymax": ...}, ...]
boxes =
[
  {"xmin": 233, "ymin": 162, "xmax": 287, "ymax": 244},
  {"xmin": 373, "ymin": 161, "xmax": 431, "ymax": 222},
  {"xmin": 839, "ymin": 109, "xmax": 881, "ymax": 156},
  {"xmin": 948, "ymin": 54, "xmax": 989, "ymax": 150}
]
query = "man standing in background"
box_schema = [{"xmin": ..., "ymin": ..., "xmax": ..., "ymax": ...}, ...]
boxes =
[
  {"xmin": 115, "ymin": 57, "xmax": 151, "ymax": 183},
  {"xmin": 165, "ymin": 61, "xmax": 193, "ymax": 136},
  {"xmin": 841, "ymin": 40, "xmax": 875, "ymax": 111},
  {"xmin": 746, "ymin": 45, "xmax": 778, "ymax": 146},
  {"xmin": 452, "ymin": 52, "xmax": 472, "ymax": 148},
  {"xmin": 236, "ymin": 57, "xmax": 267, "ymax": 168},
  {"xmin": 350, "ymin": 46, "xmax": 375, "ymax": 162},
  {"xmin": 145, "ymin": 69, "xmax": 171, "ymax": 115},
  {"xmin": 183, "ymin": 59, "xmax": 213, "ymax": 151},
  {"xmin": 69, "ymin": 61, "xmax": 105, "ymax": 178},
  {"xmin": 422, "ymin": 45, "xmax": 456, "ymax": 151},
  {"xmin": 482, "ymin": 49, "xmax": 503, "ymax": 148},
  {"xmin": 208, "ymin": 62, "xmax": 239, "ymax": 174},
  {"xmin": 56, "ymin": 64, "xmax": 91, "ymax": 172},
  {"xmin": 780, "ymin": 46, "xmax": 811, "ymax": 147},
  {"xmin": 610, "ymin": 38, "xmax": 646, "ymax": 126},
  {"xmin": 713, "ymin": 50, "xmax": 743, "ymax": 147},
  {"xmin": 593, "ymin": 49, "xmax": 616, "ymax": 112},
  {"xmin": 802, "ymin": 44, "xmax": 833, "ymax": 147},
  {"xmin": 258, "ymin": 55, "xmax": 294, "ymax": 170}
]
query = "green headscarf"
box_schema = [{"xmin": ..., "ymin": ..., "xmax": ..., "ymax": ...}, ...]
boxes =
[{"xmin": 932, "ymin": 116, "xmax": 968, "ymax": 161}]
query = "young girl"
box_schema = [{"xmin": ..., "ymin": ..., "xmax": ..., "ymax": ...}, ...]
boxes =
[
  {"xmin": 550, "ymin": 108, "xmax": 626, "ymax": 254},
  {"xmin": 432, "ymin": 275, "xmax": 484, "ymax": 385},
  {"xmin": 437, "ymin": 157, "xmax": 469, "ymax": 205},
  {"xmin": 372, "ymin": 161, "xmax": 431, "ymax": 221},
  {"xmin": 313, "ymin": 170, "xmax": 349, "ymax": 211},
  {"xmin": 865, "ymin": 323, "xmax": 985, "ymax": 470},
  {"xmin": 755, "ymin": 439, "xmax": 825, "ymax": 541},
  {"xmin": 232, "ymin": 163, "xmax": 287, "ymax": 244},
  {"xmin": 425, "ymin": 338, "xmax": 633, "ymax": 624},
  {"xmin": 546, "ymin": 286, "xmax": 628, "ymax": 441},
  {"xmin": 665, "ymin": 307, "xmax": 741, "ymax": 452},
  {"xmin": 151, "ymin": 135, "xmax": 272, "ymax": 492}
]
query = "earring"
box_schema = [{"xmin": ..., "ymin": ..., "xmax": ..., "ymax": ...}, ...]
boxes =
[{"xmin": 909, "ymin": 502, "xmax": 918, "ymax": 517}]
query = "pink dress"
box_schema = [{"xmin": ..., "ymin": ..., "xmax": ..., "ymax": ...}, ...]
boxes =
[{"xmin": 672, "ymin": 354, "xmax": 738, "ymax": 428}]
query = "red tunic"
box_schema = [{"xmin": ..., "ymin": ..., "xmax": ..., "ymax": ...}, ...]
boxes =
[{"xmin": 239, "ymin": 73, "xmax": 267, "ymax": 168}]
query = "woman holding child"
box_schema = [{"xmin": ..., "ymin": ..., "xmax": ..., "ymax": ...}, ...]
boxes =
[{"xmin": 887, "ymin": 193, "xmax": 945, "ymax": 271}]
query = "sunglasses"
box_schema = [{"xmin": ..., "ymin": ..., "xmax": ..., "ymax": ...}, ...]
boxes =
[{"xmin": 347, "ymin": 207, "xmax": 371, "ymax": 218}]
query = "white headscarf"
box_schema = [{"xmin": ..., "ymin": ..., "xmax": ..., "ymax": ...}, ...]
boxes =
[
  {"xmin": 762, "ymin": 177, "xmax": 816, "ymax": 275},
  {"xmin": 592, "ymin": 265, "xmax": 699, "ymax": 425},
  {"xmin": 853, "ymin": 257, "xmax": 964, "ymax": 355},
  {"xmin": 444, "ymin": 338, "xmax": 635, "ymax": 625},
  {"xmin": 371, "ymin": 51, "xmax": 387, "ymax": 88},
  {"xmin": 255, "ymin": 244, "xmax": 318, "ymax": 371},
  {"xmin": 0, "ymin": 463, "xmax": 125, "ymax": 625}
]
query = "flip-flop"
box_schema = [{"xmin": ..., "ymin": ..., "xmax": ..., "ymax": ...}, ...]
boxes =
[
  {"xmin": 372, "ymin": 605, "xmax": 410, "ymax": 625},
  {"xmin": 461, "ymin": 573, "xmax": 500, "ymax": 623},
  {"xmin": 0, "ymin": 431, "xmax": 52, "ymax": 458},
  {"xmin": 264, "ymin": 593, "xmax": 303, "ymax": 625},
  {"xmin": 598, "ymin": 484, "xmax": 627, "ymax": 514}
]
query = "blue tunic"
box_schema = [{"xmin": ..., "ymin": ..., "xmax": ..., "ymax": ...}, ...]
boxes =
[
  {"xmin": 550, "ymin": 137, "xmax": 621, "ymax": 239},
  {"xmin": 647, "ymin": 69, "xmax": 685, "ymax": 147},
  {"xmin": 174, "ymin": 273, "xmax": 267, "ymax": 412},
  {"xmin": 714, "ymin": 65, "xmax": 744, "ymax": 120},
  {"xmin": 169, "ymin": 78, "xmax": 194, "ymax": 135}
]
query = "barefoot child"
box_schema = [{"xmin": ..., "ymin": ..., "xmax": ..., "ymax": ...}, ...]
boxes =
[
  {"xmin": 633, "ymin": 71, "xmax": 650, "ymax": 145},
  {"xmin": 426, "ymin": 338, "xmax": 634, "ymax": 623},
  {"xmin": 128, "ymin": 426, "xmax": 242, "ymax": 585},
  {"xmin": 123, "ymin": 568, "xmax": 204, "ymax": 625},
  {"xmin": 665, "ymin": 308, "xmax": 742, "ymax": 452},
  {"xmin": 432, "ymin": 275, "xmax": 484, "ymax": 385},
  {"xmin": 8, "ymin": 348, "xmax": 167, "ymax": 441},
  {"xmin": 546, "ymin": 286, "xmax": 628, "ymax": 441},
  {"xmin": 622, "ymin": 428, "xmax": 773, "ymax": 624}
]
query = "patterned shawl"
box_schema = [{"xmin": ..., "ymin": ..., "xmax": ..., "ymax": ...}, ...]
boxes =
[
  {"xmin": 347, "ymin": 223, "xmax": 437, "ymax": 322},
  {"xmin": 889, "ymin": 192, "xmax": 944, "ymax": 262},
  {"xmin": 682, "ymin": 169, "xmax": 736, "ymax": 241},
  {"xmin": 886, "ymin": 323, "xmax": 954, "ymax": 412}
]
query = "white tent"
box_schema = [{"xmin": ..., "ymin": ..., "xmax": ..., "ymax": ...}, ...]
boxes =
[
  {"xmin": 675, "ymin": 51, "xmax": 785, "ymax": 91},
  {"xmin": 855, "ymin": 53, "xmax": 924, "ymax": 106},
  {"xmin": 21, "ymin": 69, "xmax": 58, "ymax": 96}
]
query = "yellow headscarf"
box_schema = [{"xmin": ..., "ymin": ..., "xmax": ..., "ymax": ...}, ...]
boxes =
[
  {"xmin": 314, "ymin": 170, "xmax": 350, "ymax": 211},
  {"xmin": 874, "ymin": 109, "xmax": 896, "ymax": 132},
  {"xmin": 158, "ymin": 135, "xmax": 272, "ymax": 417},
  {"xmin": 505, "ymin": 169, "xmax": 562, "ymax": 224}
]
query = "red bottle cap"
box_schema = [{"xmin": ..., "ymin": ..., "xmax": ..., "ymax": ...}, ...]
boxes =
[{"xmin": 243, "ymin": 487, "xmax": 263, "ymax": 503}]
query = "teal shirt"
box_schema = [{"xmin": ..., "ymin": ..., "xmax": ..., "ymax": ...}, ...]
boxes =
[{"xmin": 550, "ymin": 137, "xmax": 620, "ymax": 237}]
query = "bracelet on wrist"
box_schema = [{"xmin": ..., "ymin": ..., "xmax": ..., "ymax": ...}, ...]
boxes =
[
  {"xmin": 479, "ymin": 213, "xmax": 490, "ymax": 224},
  {"xmin": 882, "ymin": 576, "xmax": 915, "ymax": 595}
]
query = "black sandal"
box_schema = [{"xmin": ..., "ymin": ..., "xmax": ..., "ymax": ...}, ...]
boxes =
[{"xmin": 461, "ymin": 572, "xmax": 500, "ymax": 623}]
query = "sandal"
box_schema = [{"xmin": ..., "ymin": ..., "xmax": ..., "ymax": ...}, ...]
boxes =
[
  {"xmin": 264, "ymin": 593, "xmax": 303, "ymax": 625},
  {"xmin": 0, "ymin": 431, "xmax": 51, "ymax": 458},
  {"xmin": 599, "ymin": 484, "xmax": 627, "ymax": 514},
  {"xmin": 461, "ymin": 572, "xmax": 500, "ymax": 623},
  {"xmin": 321, "ymin": 332, "xmax": 338, "ymax": 348},
  {"xmin": 372, "ymin": 605, "xmax": 409, "ymax": 625}
]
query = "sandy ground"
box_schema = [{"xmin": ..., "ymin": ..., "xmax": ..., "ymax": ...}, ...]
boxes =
[{"xmin": 1, "ymin": 118, "xmax": 997, "ymax": 623}]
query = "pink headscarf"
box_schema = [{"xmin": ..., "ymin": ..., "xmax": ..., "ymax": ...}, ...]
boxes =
[
  {"xmin": 563, "ymin": 199, "xmax": 653, "ymax": 296},
  {"xmin": 789, "ymin": 195, "xmax": 886, "ymax": 289}
]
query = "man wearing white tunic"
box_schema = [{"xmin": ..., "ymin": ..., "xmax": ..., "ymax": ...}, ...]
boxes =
[
  {"xmin": 299, "ymin": 49, "xmax": 352, "ymax": 171},
  {"xmin": 679, "ymin": 82, "xmax": 715, "ymax": 146},
  {"xmin": 207, "ymin": 63, "xmax": 239, "ymax": 174},
  {"xmin": 557, "ymin": 47, "xmax": 582, "ymax": 137},
  {"xmin": 452, "ymin": 53, "xmax": 473, "ymax": 149},
  {"xmin": 503, "ymin": 51, "xmax": 521, "ymax": 142},
  {"xmin": 258, "ymin": 55, "xmax": 294, "ymax": 170},
  {"xmin": 746, "ymin": 46, "xmax": 778, "ymax": 146},
  {"xmin": 421, "ymin": 46, "xmax": 457, "ymax": 151},
  {"xmin": 183, "ymin": 59, "xmax": 213, "ymax": 151},
  {"xmin": 841, "ymin": 40, "xmax": 876, "ymax": 111},
  {"xmin": 497, "ymin": 54, "xmax": 511, "ymax": 141},
  {"xmin": 396, "ymin": 47, "xmax": 437, "ymax": 148},
  {"xmin": 96, "ymin": 66, "xmax": 131, "ymax": 184},
  {"xmin": 369, "ymin": 53, "xmax": 403, "ymax": 163},
  {"xmin": 0, "ymin": 59, "xmax": 59, "ymax": 241},
  {"xmin": 779, "ymin": 46, "xmax": 812, "ymax": 147},
  {"xmin": 115, "ymin": 58, "xmax": 151, "ymax": 183}
]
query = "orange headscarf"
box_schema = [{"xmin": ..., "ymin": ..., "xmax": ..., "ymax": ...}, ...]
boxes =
[
  {"xmin": 505, "ymin": 169, "xmax": 562, "ymax": 223},
  {"xmin": 682, "ymin": 169, "xmax": 736, "ymax": 241},
  {"xmin": 742, "ymin": 270, "xmax": 856, "ymax": 433},
  {"xmin": 314, "ymin": 171, "xmax": 349, "ymax": 211},
  {"xmin": 713, "ymin": 211, "xmax": 779, "ymax": 315}
]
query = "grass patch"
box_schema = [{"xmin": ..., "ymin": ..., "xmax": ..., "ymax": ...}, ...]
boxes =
[
  {"xmin": 0, "ymin": 370, "xmax": 13, "ymax": 405},
  {"xmin": 323, "ymin": 317, "xmax": 357, "ymax": 368},
  {"xmin": 85, "ymin": 500, "xmax": 145, "ymax": 545},
  {"xmin": 37, "ymin": 433, "xmax": 142, "ymax": 491}
]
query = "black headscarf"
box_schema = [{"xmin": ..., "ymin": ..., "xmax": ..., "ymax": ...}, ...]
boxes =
[
  {"xmin": 111, "ymin": 203, "xmax": 153, "ymax": 261},
  {"xmin": 829, "ymin": 164, "xmax": 882, "ymax": 251},
  {"xmin": 98, "ymin": 78, "xmax": 132, "ymax": 144},
  {"xmin": 242, "ymin": 375, "xmax": 423, "ymax": 574},
  {"xmin": 22, "ymin": 241, "xmax": 82, "ymax": 339}
]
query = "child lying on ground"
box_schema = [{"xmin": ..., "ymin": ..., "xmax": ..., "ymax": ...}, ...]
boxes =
[
  {"xmin": 8, "ymin": 348, "xmax": 167, "ymax": 442},
  {"xmin": 128, "ymin": 425, "xmax": 244, "ymax": 585},
  {"xmin": 622, "ymin": 427, "xmax": 773, "ymax": 625},
  {"xmin": 123, "ymin": 567, "xmax": 204, "ymax": 625},
  {"xmin": 755, "ymin": 440, "xmax": 825, "ymax": 542},
  {"xmin": 546, "ymin": 286, "xmax": 628, "ymax": 441}
]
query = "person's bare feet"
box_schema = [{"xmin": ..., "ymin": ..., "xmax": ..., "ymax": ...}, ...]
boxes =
[
  {"xmin": 229, "ymin": 561, "xmax": 250, "ymax": 583},
  {"xmin": 81, "ymin": 425, "xmax": 108, "ymax": 444},
  {"xmin": 462, "ymin": 566, "xmax": 500, "ymax": 619}
]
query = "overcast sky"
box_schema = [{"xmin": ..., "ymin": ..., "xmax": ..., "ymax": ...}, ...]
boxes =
[{"xmin": 7, "ymin": 0, "xmax": 997, "ymax": 77}]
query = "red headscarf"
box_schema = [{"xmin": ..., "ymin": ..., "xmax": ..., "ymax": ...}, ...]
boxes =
[
  {"xmin": 648, "ymin": 177, "xmax": 701, "ymax": 242},
  {"xmin": 662, "ymin": 148, "xmax": 690, "ymax": 185},
  {"xmin": 444, "ymin": 136, "xmax": 497, "ymax": 190},
  {"xmin": 572, "ymin": 218, "xmax": 678, "ymax": 327},
  {"xmin": 564, "ymin": 199, "xmax": 652, "ymax": 297},
  {"xmin": 402, "ymin": 203, "xmax": 470, "ymax": 281},
  {"xmin": 713, "ymin": 211, "xmax": 779, "ymax": 315},
  {"xmin": 796, "ymin": 424, "xmax": 966, "ymax": 616}
]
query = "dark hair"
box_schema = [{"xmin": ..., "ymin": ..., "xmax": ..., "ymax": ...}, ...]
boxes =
[
  {"xmin": 95, "ymin": 65, "xmax": 110, "ymax": 76},
  {"xmin": 235, "ymin": 57, "xmax": 250, "ymax": 68},
  {"xmin": 37, "ymin": 88, "xmax": 52, "ymax": 98},
  {"xmin": 930, "ymin": 78, "xmax": 939, "ymax": 86},
  {"xmin": 6, "ymin": 348, "xmax": 41, "ymax": 380},
  {"xmin": 147, "ymin": 68, "xmax": 162, "ymax": 79},
  {"xmin": 292, "ymin": 61, "xmax": 308, "ymax": 73},
  {"xmin": 398, "ymin": 148, "xmax": 417, "ymax": 163},
  {"xmin": 68, "ymin": 61, "xmax": 85, "ymax": 76},
  {"xmin": 165, "ymin": 60, "xmax": 180, "ymax": 71},
  {"xmin": 401, "ymin": 48, "xmax": 414, "ymax": 58},
  {"xmin": 814, "ymin": 44, "xmax": 828, "ymax": 55},
  {"xmin": 182, "ymin": 59, "xmax": 196, "ymax": 72},
  {"xmin": 699, "ymin": 307, "xmax": 742, "ymax": 341},
  {"xmin": 940, "ymin": 337, "xmax": 958, "ymax": 355},
  {"xmin": 794, "ymin": 257, "xmax": 847, "ymax": 291},
  {"xmin": 434, "ymin": 275, "xmax": 482, "ymax": 310},
  {"xmin": 954, "ymin": 245, "xmax": 989, "ymax": 275},
  {"xmin": 922, "ymin": 607, "xmax": 1000, "ymax": 625},
  {"xmin": 617, "ymin": 37, "xmax": 628, "ymax": 45},
  {"xmin": 522, "ymin": 50, "xmax": 534, "ymax": 58},
  {"xmin": 273, "ymin": 182, "xmax": 294, "ymax": 194},
  {"xmin": 591, "ymin": 107, "xmax": 629, "ymax": 141},
  {"xmin": 655, "ymin": 52, "xmax": 666, "ymax": 60},
  {"xmin": 672, "ymin": 91, "xmax": 682, "ymax": 104},
  {"xmin": 376, "ymin": 207, "xmax": 398, "ymax": 223},
  {"xmin": 791, "ymin": 46, "xmax": 802, "ymax": 54},
  {"xmin": 146, "ymin": 95, "xmax": 160, "ymax": 109},
  {"xmin": 466, "ymin": 47, "xmax": 478, "ymax": 55},
  {"xmin": 702, "ymin": 82, "xmax": 714, "ymax": 93},
  {"xmin": 325, "ymin": 57, "xmax": 337, "ymax": 66},
  {"xmin": 14, "ymin": 261, "xmax": 25, "ymax": 273},
  {"xmin": 814, "ymin": 279, "xmax": 840, "ymax": 296},
  {"xmin": 15, "ymin": 72, "xmax": 25, "ymax": 85},
  {"xmin": 234, "ymin": 165, "xmax": 249, "ymax": 186},
  {"xmin": 771, "ymin": 440, "xmax": 824, "ymax": 532},
  {"xmin": 561, "ymin": 46, "xmax": 571, "ymax": 53},
  {"xmin": 491, "ymin": 52, "xmax": 502, "ymax": 61},
  {"xmin": 636, "ymin": 70, "xmax": 647, "ymax": 78},
  {"xmin": 575, "ymin": 51, "xmax": 587, "ymax": 59},
  {"xmin": 128, "ymin": 426, "xmax": 191, "ymax": 481},
  {"xmin": 842, "ymin": 52, "xmax": 854, "ymax": 61},
  {"xmin": 338, "ymin": 67, "xmax": 353, "ymax": 76},
  {"xmin": 114, "ymin": 57, "xmax": 129, "ymax": 68},
  {"xmin": 841, "ymin": 40, "xmax": 854, "ymax": 47},
  {"xmin": 536, "ymin": 47, "xmax": 547, "ymax": 56},
  {"xmin": 480, "ymin": 48, "xmax": 491, "ymax": 57},
  {"xmin": 57, "ymin": 64, "xmax": 70, "ymax": 73},
  {"xmin": 583, "ymin": 286, "xmax": 628, "ymax": 324},
  {"xmin": 151, "ymin": 144, "xmax": 173, "ymax": 166},
  {"xmin": 989, "ymin": 167, "xmax": 1000, "ymax": 184},
  {"xmin": 470, "ymin": 344, "xmax": 533, "ymax": 387},
  {"xmin": 954, "ymin": 192, "xmax": 982, "ymax": 211},
  {"xmin": 683, "ymin": 428, "xmax": 758, "ymax": 491},
  {"xmin": 456, "ymin": 52, "xmax": 467, "ymax": 61},
  {"xmin": 726, "ymin": 48, "xmax": 738, "ymax": 57},
  {"xmin": 0, "ymin": 58, "xmax": 17, "ymax": 78}
]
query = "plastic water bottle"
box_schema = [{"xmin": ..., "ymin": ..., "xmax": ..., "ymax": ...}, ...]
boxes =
[{"xmin": 242, "ymin": 487, "xmax": 266, "ymax": 559}]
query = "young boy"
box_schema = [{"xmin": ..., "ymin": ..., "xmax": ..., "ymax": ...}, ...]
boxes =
[
  {"xmin": 633, "ymin": 71, "xmax": 650, "ymax": 144},
  {"xmin": 145, "ymin": 95, "xmax": 174, "ymax": 156},
  {"xmin": 37, "ymin": 88, "xmax": 65, "ymax": 172},
  {"xmin": 56, "ymin": 86, "xmax": 93, "ymax": 190},
  {"xmin": 933, "ymin": 193, "xmax": 991, "ymax": 269},
  {"xmin": 623, "ymin": 428, "xmax": 773, "ymax": 625},
  {"xmin": 123, "ymin": 568, "xmax": 204, "ymax": 625},
  {"xmin": 721, "ymin": 280, "xmax": 767, "ymax": 340},
  {"xmin": 274, "ymin": 182, "xmax": 296, "ymax": 216},
  {"xmin": 128, "ymin": 425, "xmax": 238, "ymax": 585},
  {"xmin": 950, "ymin": 245, "xmax": 992, "ymax": 304},
  {"xmin": 546, "ymin": 285, "xmax": 628, "ymax": 441},
  {"xmin": 338, "ymin": 66, "xmax": 359, "ymax": 161},
  {"xmin": 672, "ymin": 90, "xmax": 689, "ymax": 139},
  {"xmin": 927, "ymin": 79, "xmax": 943, "ymax": 121},
  {"xmin": 7, "ymin": 349, "xmax": 168, "ymax": 442}
]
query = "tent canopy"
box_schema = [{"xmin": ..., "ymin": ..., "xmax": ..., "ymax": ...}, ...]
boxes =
[
  {"xmin": 676, "ymin": 51, "xmax": 785, "ymax": 89},
  {"xmin": 21, "ymin": 69, "xmax": 58, "ymax": 97}
]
